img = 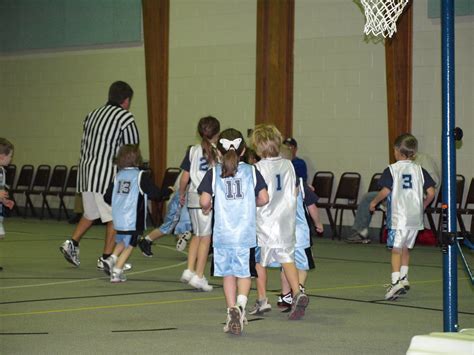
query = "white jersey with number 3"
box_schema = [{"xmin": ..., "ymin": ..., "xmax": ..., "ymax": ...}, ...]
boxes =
[
  {"xmin": 255, "ymin": 157, "xmax": 297, "ymax": 248},
  {"xmin": 388, "ymin": 160, "xmax": 425, "ymax": 230}
]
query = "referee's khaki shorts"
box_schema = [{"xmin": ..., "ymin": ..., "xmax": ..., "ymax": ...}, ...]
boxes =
[{"xmin": 81, "ymin": 192, "xmax": 112, "ymax": 223}]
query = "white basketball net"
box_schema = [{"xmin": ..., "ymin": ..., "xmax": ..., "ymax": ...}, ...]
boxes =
[{"xmin": 361, "ymin": 0, "xmax": 409, "ymax": 38}]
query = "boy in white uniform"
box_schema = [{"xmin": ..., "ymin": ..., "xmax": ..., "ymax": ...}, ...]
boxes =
[
  {"xmin": 370, "ymin": 134, "xmax": 435, "ymax": 300},
  {"xmin": 250, "ymin": 124, "xmax": 309, "ymax": 320}
]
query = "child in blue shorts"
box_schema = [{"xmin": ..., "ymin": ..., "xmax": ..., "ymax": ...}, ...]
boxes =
[
  {"xmin": 199, "ymin": 128, "xmax": 268, "ymax": 335},
  {"xmin": 138, "ymin": 171, "xmax": 192, "ymax": 257},
  {"xmin": 103, "ymin": 144, "xmax": 171, "ymax": 282}
]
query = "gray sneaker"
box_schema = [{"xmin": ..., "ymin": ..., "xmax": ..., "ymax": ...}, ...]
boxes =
[
  {"xmin": 345, "ymin": 232, "xmax": 370, "ymax": 244},
  {"xmin": 248, "ymin": 298, "xmax": 272, "ymax": 315},
  {"xmin": 59, "ymin": 240, "xmax": 80, "ymax": 266}
]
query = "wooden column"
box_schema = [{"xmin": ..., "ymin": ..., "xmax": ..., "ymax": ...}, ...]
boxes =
[
  {"xmin": 385, "ymin": 1, "xmax": 413, "ymax": 163},
  {"xmin": 142, "ymin": 0, "xmax": 169, "ymax": 222},
  {"xmin": 255, "ymin": 0, "xmax": 294, "ymax": 138}
]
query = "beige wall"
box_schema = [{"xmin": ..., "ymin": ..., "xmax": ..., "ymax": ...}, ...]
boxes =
[
  {"xmin": 0, "ymin": 47, "xmax": 149, "ymax": 168},
  {"xmin": 168, "ymin": 0, "xmax": 257, "ymax": 166}
]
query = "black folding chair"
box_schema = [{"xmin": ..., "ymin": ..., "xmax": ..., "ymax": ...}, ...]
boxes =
[
  {"xmin": 311, "ymin": 171, "xmax": 335, "ymax": 236},
  {"xmin": 5, "ymin": 164, "xmax": 16, "ymax": 189},
  {"xmin": 58, "ymin": 166, "xmax": 78, "ymax": 220},
  {"xmin": 10, "ymin": 165, "xmax": 35, "ymax": 216},
  {"xmin": 41, "ymin": 165, "xmax": 68, "ymax": 219},
  {"xmin": 332, "ymin": 172, "xmax": 361, "ymax": 239},
  {"xmin": 458, "ymin": 177, "xmax": 474, "ymax": 235},
  {"xmin": 24, "ymin": 165, "xmax": 51, "ymax": 218}
]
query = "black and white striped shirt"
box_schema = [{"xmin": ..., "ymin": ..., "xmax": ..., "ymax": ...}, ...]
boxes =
[{"xmin": 78, "ymin": 103, "xmax": 140, "ymax": 194}]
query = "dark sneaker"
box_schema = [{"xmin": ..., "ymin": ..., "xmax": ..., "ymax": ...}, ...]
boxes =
[
  {"xmin": 138, "ymin": 237, "xmax": 153, "ymax": 257},
  {"xmin": 277, "ymin": 292, "xmax": 293, "ymax": 309},
  {"xmin": 345, "ymin": 232, "xmax": 370, "ymax": 244},
  {"xmin": 288, "ymin": 292, "xmax": 309, "ymax": 320}
]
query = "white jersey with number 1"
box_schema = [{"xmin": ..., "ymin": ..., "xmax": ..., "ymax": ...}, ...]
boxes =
[{"xmin": 255, "ymin": 156, "xmax": 297, "ymax": 248}]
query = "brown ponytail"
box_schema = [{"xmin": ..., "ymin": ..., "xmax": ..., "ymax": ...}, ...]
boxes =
[
  {"xmin": 197, "ymin": 116, "xmax": 220, "ymax": 166},
  {"xmin": 216, "ymin": 128, "xmax": 246, "ymax": 178}
]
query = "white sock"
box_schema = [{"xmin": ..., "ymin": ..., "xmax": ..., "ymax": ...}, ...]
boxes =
[
  {"xmin": 145, "ymin": 235, "xmax": 152, "ymax": 242},
  {"xmin": 112, "ymin": 266, "xmax": 122, "ymax": 274},
  {"xmin": 391, "ymin": 272, "xmax": 400, "ymax": 284},
  {"xmin": 400, "ymin": 266, "xmax": 409, "ymax": 279},
  {"xmin": 110, "ymin": 254, "xmax": 118, "ymax": 262},
  {"xmin": 236, "ymin": 295, "xmax": 248, "ymax": 310},
  {"xmin": 359, "ymin": 228, "xmax": 368, "ymax": 238}
]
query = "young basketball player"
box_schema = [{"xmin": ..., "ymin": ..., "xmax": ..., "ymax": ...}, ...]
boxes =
[
  {"xmin": 250, "ymin": 124, "xmax": 309, "ymax": 320},
  {"xmin": 179, "ymin": 116, "xmax": 220, "ymax": 291},
  {"xmin": 199, "ymin": 128, "xmax": 268, "ymax": 335},
  {"xmin": 369, "ymin": 134, "xmax": 435, "ymax": 300}
]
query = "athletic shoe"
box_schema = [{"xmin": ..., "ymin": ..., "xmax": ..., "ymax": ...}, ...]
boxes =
[
  {"xmin": 228, "ymin": 306, "xmax": 243, "ymax": 335},
  {"xmin": 277, "ymin": 292, "xmax": 293, "ymax": 309},
  {"xmin": 188, "ymin": 274, "xmax": 213, "ymax": 292},
  {"xmin": 288, "ymin": 292, "xmax": 309, "ymax": 320},
  {"xmin": 97, "ymin": 257, "xmax": 131, "ymax": 272},
  {"xmin": 400, "ymin": 276, "xmax": 410, "ymax": 291},
  {"xmin": 384, "ymin": 281, "xmax": 405, "ymax": 301},
  {"xmin": 59, "ymin": 240, "xmax": 80, "ymax": 266},
  {"xmin": 110, "ymin": 270, "xmax": 127, "ymax": 283},
  {"xmin": 102, "ymin": 257, "xmax": 115, "ymax": 276},
  {"xmin": 248, "ymin": 298, "xmax": 272, "ymax": 315},
  {"xmin": 138, "ymin": 237, "xmax": 153, "ymax": 257},
  {"xmin": 180, "ymin": 269, "xmax": 195, "ymax": 283},
  {"xmin": 176, "ymin": 231, "xmax": 192, "ymax": 252},
  {"xmin": 345, "ymin": 232, "xmax": 371, "ymax": 244}
]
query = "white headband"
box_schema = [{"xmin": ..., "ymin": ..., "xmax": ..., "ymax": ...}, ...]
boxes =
[{"xmin": 219, "ymin": 138, "xmax": 242, "ymax": 151}]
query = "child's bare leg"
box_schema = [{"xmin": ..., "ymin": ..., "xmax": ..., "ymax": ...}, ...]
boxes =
[
  {"xmin": 281, "ymin": 262, "xmax": 300, "ymax": 295},
  {"xmin": 298, "ymin": 270, "xmax": 308, "ymax": 287},
  {"xmin": 115, "ymin": 245, "xmax": 134, "ymax": 270},
  {"xmin": 237, "ymin": 277, "xmax": 251, "ymax": 309},
  {"xmin": 255, "ymin": 263, "xmax": 267, "ymax": 299},
  {"xmin": 194, "ymin": 235, "xmax": 211, "ymax": 278},
  {"xmin": 223, "ymin": 276, "xmax": 237, "ymax": 308},
  {"xmin": 186, "ymin": 235, "xmax": 200, "ymax": 272},
  {"xmin": 112, "ymin": 242, "xmax": 126, "ymax": 257},
  {"xmin": 401, "ymin": 247, "xmax": 410, "ymax": 267},
  {"xmin": 280, "ymin": 270, "xmax": 291, "ymax": 295},
  {"xmin": 391, "ymin": 248, "xmax": 402, "ymax": 273}
]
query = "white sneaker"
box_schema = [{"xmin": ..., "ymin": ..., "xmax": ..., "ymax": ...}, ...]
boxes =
[
  {"xmin": 59, "ymin": 240, "xmax": 80, "ymax": 266},
  {"xmin": 384, "ymin": 281, "xmax": 405, "ymax": 301},
  {"xmin": 102, "ymin": 257, "xmax": 116, "ymax": 276},
  {"xmin": 97, "ymin": 257, "xmax": 132, "ymax": 272},
  {"xmin": 176, "ymin": 231, "xmax": 192, "ymax": 251},
  {"xmin": 400, "ymin": 276, "xmax": 410, "ymax": 291},
  {"xmin": 110, "ymin": 270, "xmax": 127, "ymax": 283},
  {"xmin": 188, "ymin": 274, "xmax": 213, "ymax": 292},
  {"xmin": 180, "ymin": 269, "xmax": 195, "ymax": 283},
  {"xmin": 248, "ymin": 298, "xmax": 272, "ymax": 315}
]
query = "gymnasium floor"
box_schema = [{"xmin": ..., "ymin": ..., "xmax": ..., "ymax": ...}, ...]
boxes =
[{"xmin": 1, "ymin": 218, "xmax": 473, "ymax": 354}]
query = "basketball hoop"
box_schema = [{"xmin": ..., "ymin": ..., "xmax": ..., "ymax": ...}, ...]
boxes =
[{"xmin": 360, "ymin": 0, "xmax": 409, "ymax": 38}]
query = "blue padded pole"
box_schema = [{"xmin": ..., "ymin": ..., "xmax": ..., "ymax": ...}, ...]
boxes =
[{"xmin": 441, "ymin": 0, "xmax": 458, "ymax": 333}]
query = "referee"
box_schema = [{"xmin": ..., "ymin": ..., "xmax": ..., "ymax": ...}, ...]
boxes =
[{"xmin": 60, "ymin": 81, "xmax": 140, "ymax": 268}]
